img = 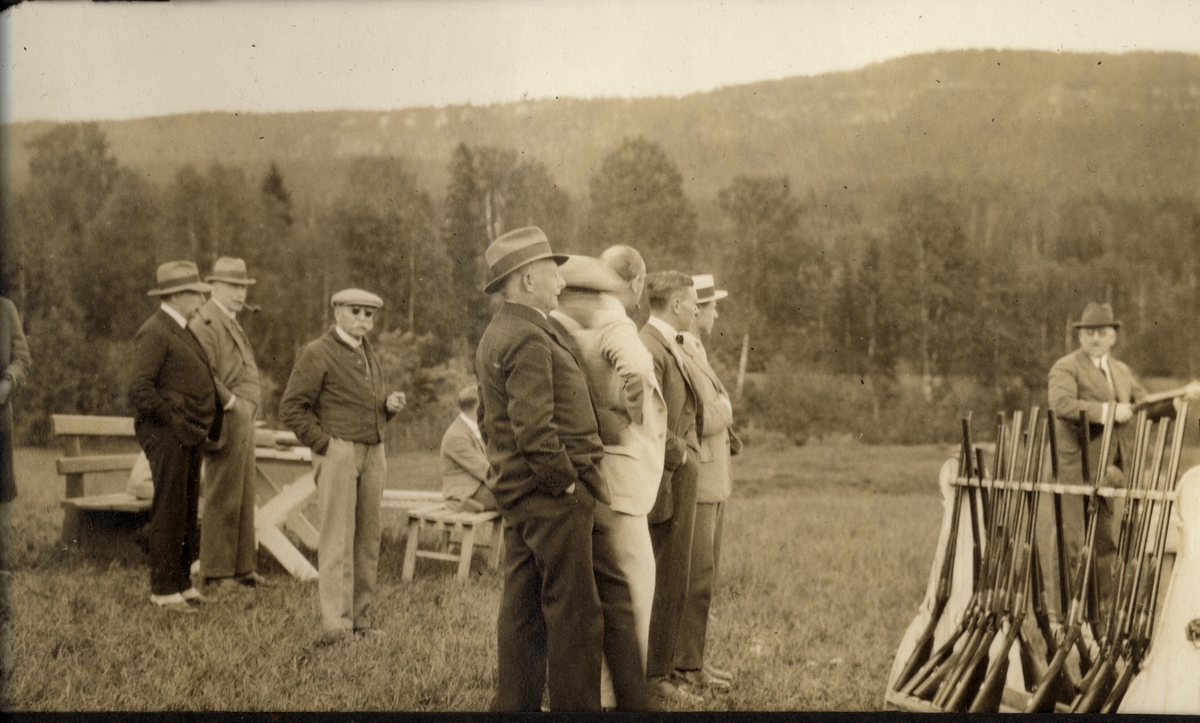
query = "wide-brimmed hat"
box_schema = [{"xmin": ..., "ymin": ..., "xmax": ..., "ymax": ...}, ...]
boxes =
[
  {"xmin": 483, "ymin": 227, "xmax": 569, "ymax": 294},
  {"xmin": 147, "ymin": 261, "xmax": 212, "ymax": 297},
  {"xmin": 558, "ymin": 255, "xmax": 626, "ymax": 293},
  {"xmin": 206, "ymin": 256, "xmax": 257, "ymax": 285},
  {"xmin": 330, "ymin": 288, "xmax": 383, "ymax": 308},
  {"xmin": 1073, "ymin": 302, "xmax": 1121, "ymax": 329},
  {"xmin": 692, "ymin": 274, "xmax": 728, "ymax": 303}
]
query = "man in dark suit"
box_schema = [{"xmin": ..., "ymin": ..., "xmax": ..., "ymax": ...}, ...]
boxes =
[
  {"xmin": 476, "ymin": 226, "xmax": 610, "ymax": 711},
  {"xmin": 190, "ymin": 257, "xmax": 270, "ymax": 591},
  {"xmin": 638, "ymin": 270, "xmax": 704, "ymax": 705},
  {"xmin": 129, "ymin": 261, "xmax": 225, "ymax": 614},
  {"xmin": 439, "ymin": 385, "xmax": 495, "ymax": 513}
]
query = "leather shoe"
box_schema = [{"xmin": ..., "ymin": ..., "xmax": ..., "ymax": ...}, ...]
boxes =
[
  {"xmin": 650, "ymin": 676, "xmax": 703, "ymax": 706},
  {"xmin": 235, "ymin": 571, "xmax": 275, "ymax": 588},
  {"xmin": 205, "ymin": 577, "xmax": 245, "ymax": 594},
  {"xmin": 704, "ymin": 663, "xmax": 734, "ymax": 682},
  {"xmin": 675, "ymin": 668, "xmax": 731, "ymax": 691}
]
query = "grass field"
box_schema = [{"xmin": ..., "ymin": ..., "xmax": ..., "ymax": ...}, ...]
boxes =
[{"xmin": 2, "ymin": 440, "xmax": 957, "ymax": 711}]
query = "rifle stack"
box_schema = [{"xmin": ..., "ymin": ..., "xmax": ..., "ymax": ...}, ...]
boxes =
[{"xmin": 885, "ymin": 401, "xmax": 1192, "ymax": 713}]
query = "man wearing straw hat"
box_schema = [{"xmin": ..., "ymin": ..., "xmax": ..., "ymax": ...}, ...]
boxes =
[
  {"xmin": 189, "ymin": 257, "xmax": 271, "ymax": 592},
  {"xmin": 129, "ymin": 261, "xmax": 224, "ymax": 614},
  {"xmin": 1041, "ymin": 302, "xmax": 1147, "ymax": 629},
  {"xmin": 280, "ymin": 288, "xmax": 406, "ymax": 640},
  {"xmin": 475, "ymin": 226, "xmax": 609, "ymax": 711},
  {"xmin": 552, "ymin": 246, "xmax": 664, "ymax": 710},
  {"xmin": 673, "ymin": 274, "xmax": 741, "ymax": 692}
]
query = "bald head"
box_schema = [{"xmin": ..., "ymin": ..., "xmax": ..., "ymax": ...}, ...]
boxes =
[{"xmin": 600, "ymin": 245, "xmax": 646, "ymax": 315}]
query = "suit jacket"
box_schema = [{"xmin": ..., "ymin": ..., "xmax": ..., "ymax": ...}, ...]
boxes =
[
  {"xmin": 552, "ymin": 293, "xmax": 667, "ymax": 517},
  {"xmin": 679, "ymin": 332, "xmax": 741, "ymax": 504},
  {"xmin": 639, "ymin": 320, "xmax": 702, "ymax": 523},
  {"xmin": 475, "ymin": 301, "xmax": 609, "ymax": 508},
  {"xmin": 440, "ymin": 414, "xmax": 490, "ymax": 503},
  {"xmin": 189, "ymin": 299, "xmax": 262, "ymax": 408},
  {"xmin": 1, "ymin": 297, "xmax": 31, "ymax": 503},
  {"xmin": 1048, "ymin": 348, "xmax": 1148, "ymax": 485},
  {"xmin": 129, "ymin": 309, "xmax": 223, "ymax": 449}
]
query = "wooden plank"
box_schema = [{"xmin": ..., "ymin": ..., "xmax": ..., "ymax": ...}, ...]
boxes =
[
  {"xmin": 256, "ymin": 522, "xmax": 318, "ymax": 581},
  {"xmin": 258, "ymin": 473, "xmax": 316, "ymax": 527},
  {"xmin": 51, "ymin": 414, "xmax": 135, "ymax": 437},
  {"xmin": 284, "ymin": 508, "xmax": 320, "ymax": 550},
  {"xmin": 254, "ymin": 447, "xmax": 311, "ymax": 463},
  {"xmin": 381, "ymin": 489, "xmax": 443, "ymax": 504},
  {"xmin": 61, "ymin": 493, "xmax": 151, "ymax": 513},
  {"xmin": 56, "ymin": 454, "xmax": 141, "ymax": 475},
  {"xmin": 415, "ymin": 550, "xmax": 462, "ymax": 563},
  {"xmin": 951, "ymin": 476, "xmax": 1178, "ymax": 500}
]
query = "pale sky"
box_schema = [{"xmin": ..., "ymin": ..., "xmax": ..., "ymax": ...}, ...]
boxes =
[{"xmin": 3, "ymin": 0, "xmax": 1199, "ymax": 123}]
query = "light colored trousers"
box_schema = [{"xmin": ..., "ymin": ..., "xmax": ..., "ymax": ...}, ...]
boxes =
[
  {"xmin": 315, "ymin": 438, "xmax": 385, "ymax": 632},
  {"xmin": 593, "ymin": 502, "xmax": 656, "ymax": 708}
]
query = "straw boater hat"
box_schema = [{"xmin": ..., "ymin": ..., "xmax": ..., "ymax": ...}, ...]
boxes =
[
  {"xmin": 206, "ymin": 257, "xmax": 257, "ymax": 285},
  {"xmin": 330, "ymin": 288, "xmax": 384, "ymax": 308},
  {"xmin": 1073, "ymin": 302, "xmax": 1121, "ymax": 330},
  {"xmin": 692, "ymin": 274, "xmax": 728, "ymax": 303},
  {"xmin": 557, "ymin": 255, "xmax": 626, "ymax": 293},
  {"xmin": 483, "ymin": 227, "xmax": 569, "ymax": 294},
  {"xmin": 147, "ymin": 261, "xmax": 213, "ymax": 297}
]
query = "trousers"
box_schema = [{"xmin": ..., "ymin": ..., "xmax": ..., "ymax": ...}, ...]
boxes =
[
  {"xmin": 646, "ymin": 458, "xmax": 698, "ymax": 678},
  {"xmin": 200, "ymin": 397, "xmax": 258, "ymax": 579},
  {"xmin": 675, "ymin": 500, "xmax": 725, "ymax": 670},
  {"xmin": 315, "ymin": 438, "xmax": 385, "ymax": 631},
  {"xmin": 593, "ymin": 501, "xmax": 656, "ymax": 709}
]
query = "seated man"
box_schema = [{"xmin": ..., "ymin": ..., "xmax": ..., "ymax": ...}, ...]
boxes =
[{"xmin": 440, "ymin": 385, "xmax": 496, "ymax": 513}]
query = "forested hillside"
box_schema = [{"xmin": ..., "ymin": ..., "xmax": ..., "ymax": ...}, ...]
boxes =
[{"xmin": 5, "ymin": 49, "xmax": 1200, "ymax": 448}]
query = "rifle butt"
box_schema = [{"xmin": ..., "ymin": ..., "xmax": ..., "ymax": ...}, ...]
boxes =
[
  {"xmin": 1024, "ymin": 626, "xmax": 1081, "ymax": 713},
  {"xmin": 1099, "ymin": 658, "xmax": 1136, "ymax": 714},
  {"xmin": 1071, "ymin": 657, "xmax": 1116, "ymax": 714}
]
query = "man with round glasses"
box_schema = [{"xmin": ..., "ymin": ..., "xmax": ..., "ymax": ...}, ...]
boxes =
[{"xmin": 280, "ymin": 288, "xmax": 406, "ymax": 640}]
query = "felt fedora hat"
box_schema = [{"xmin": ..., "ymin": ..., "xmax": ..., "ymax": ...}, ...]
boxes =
[
  {"xmin": 1073, "ymin": 302, "xmax": 1121, "ymax": 329},
  {"xmin": 147, "ymin": 261, "xmax": 213, "ymax": 297},
  {"xmin": 483, "ymin": 226, "xmax": 569, "ymax": 294},
  {"xmin": 206, "ymin": 256, "xmax": 257, "ymax": 285},
  {"xmin": 558, "ymin": 255, "xmax": 626, "ymax": 293},
  {"xmin": 692, "ymin": 274, "xmax": 728, "ymax": 303},
  {"xmin": 330, "ymin": 288, "xmax": 384, "ymax": 308}
]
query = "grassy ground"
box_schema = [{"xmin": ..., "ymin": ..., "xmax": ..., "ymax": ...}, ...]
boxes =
[{"xmin": 3, "ymin": 440, "xmax": 954, "ymax": 711}]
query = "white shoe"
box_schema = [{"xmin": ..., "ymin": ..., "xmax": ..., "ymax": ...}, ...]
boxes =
[{"xmin": 150, "ymin": 592, "xmax": 186, "ymax": 605}]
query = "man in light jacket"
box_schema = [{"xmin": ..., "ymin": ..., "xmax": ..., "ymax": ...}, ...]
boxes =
[{"xmin": 553, "ymin": 246, "xmax": 665, "ymax": 710}]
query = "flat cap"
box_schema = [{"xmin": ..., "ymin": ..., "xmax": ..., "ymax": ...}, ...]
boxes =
[{"xmin": 330, "ymin": 288, "xmax": 383, "ymax": 308}]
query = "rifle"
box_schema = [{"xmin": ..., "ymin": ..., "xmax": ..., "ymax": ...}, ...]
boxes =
[
  {"xmin": 966, "ymin": 412, "xmax": 1048, "ymax": 712},
  {"xmin": 1099, "ymin": 401, "xmax": 1190, "ymax": 713},
  {"xmin": 1024, "ymin": 405, "xmax": 1117, "ymax": 712},
  {"xmin": 890, "ymin": 415, "xmax": 973, "ymax": 692},
  {"xmin": 941, "ymin": 410, "xmax": 1039, "ymax": 711},
  {"xmin": 904, "ymin": 414, "xmax": 1010, "ymax": 701}
]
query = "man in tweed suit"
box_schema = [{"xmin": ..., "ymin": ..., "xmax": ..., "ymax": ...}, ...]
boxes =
[{"xmin": 190, "ymin": 257, "xmax": 271, "ymax": 591}]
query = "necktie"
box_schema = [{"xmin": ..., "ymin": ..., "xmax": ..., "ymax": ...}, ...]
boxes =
[{"xmin": 1101, "ymin": 358, "xmax": 1115, "ymax": 399}]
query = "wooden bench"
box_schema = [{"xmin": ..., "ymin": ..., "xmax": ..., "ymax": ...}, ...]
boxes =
[
  {"xmin": 53, "ymin": 415, "xmax": 148, "ymax": 546},
  {"xmin": 401, "ymin": 503, "xmax": 503, "ymax": 583}
]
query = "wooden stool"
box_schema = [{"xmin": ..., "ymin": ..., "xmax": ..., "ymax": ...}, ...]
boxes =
[{"xmin": 401, "ymin": 503, "xmax": 503, "ymax": 583}]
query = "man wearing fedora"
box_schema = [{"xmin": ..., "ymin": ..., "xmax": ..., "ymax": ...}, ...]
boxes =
[
  {"xmin": 189, "ymin": 257, "xmax": 270, "ymax": 592},
  {"xmin": 674, "ymin": 274, "xmax": 740, "ymax": 692},
  {"xmin": 129, "ymin": 261, "xmax": 225, "ymax": 613},
  {"xmin": 475, "ymin": 226, "xmax": 609, "ymax": 711},
  {"xmin": 552, "ymin": 246, "xmax": 665, "ymax": 710},
  {"xmin": 1040, "ymin": 302, "xmax": 1148, "ymax": 628},
  {"xmin": 280, "ymin": 288, "xmax": 406, "ymax": 639},
  {"xmin": 639, "ymin": 270, "xmax": 704, "ymax": 703}
]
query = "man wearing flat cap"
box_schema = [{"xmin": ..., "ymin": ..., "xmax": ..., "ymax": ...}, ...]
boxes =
[
  {"xmin": 475, "ymin": 226, "xmax": 609, "ymax": 711},
  {"xmin": 1039, "ymin": 302, "xmax": 1147, "ymax": 628},
  {"xmin": 130, "ymin": 261, "xmax": 225, "ymax": 613},
  {"xmin": 280, "ymin": 288, "xmax": 406, "ymax": 638},
  {"xmin": 552, "ymin": 247, "xmax": 664, "ymax": 710},
  {"xmin": 189, "ymin": 257, "xmax": 270, "ymax": 592}
]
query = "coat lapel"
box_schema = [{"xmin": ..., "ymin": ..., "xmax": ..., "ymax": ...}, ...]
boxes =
[
  {"xmin": 159, "ymin": 309, "xmax": 209, "ymax": 365},
  {"xmin": 645, "ymin": 323, "xmax": 696, "ymax": 397}
]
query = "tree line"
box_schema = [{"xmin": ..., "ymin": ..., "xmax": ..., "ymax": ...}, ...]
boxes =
[{"xmin": 6, "ymin": 122, "xmax": 1200, "ymax": 447}]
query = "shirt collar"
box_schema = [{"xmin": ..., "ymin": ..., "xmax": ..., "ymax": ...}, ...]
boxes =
[
  {"xmin": 211, "ymin": 297, "xmax": 237, "ymax": 321},
  {"xmin": 1092, "ymin": 354, "xmax": 1108, "ymax": 370},
  {"xmin": 647, "ymin": 315, "xmax": 680, "ymax": 342},
  {"xmin": 160, "ymin": 303, "xmax": 189, "ymax": 329},
  {"xmin": 335, "ymin": 325, "xmax": 363, "ymax": 348},
  {"xmin": 460, "ymin": 412, "xmax": 481, "ymax": 439}
]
